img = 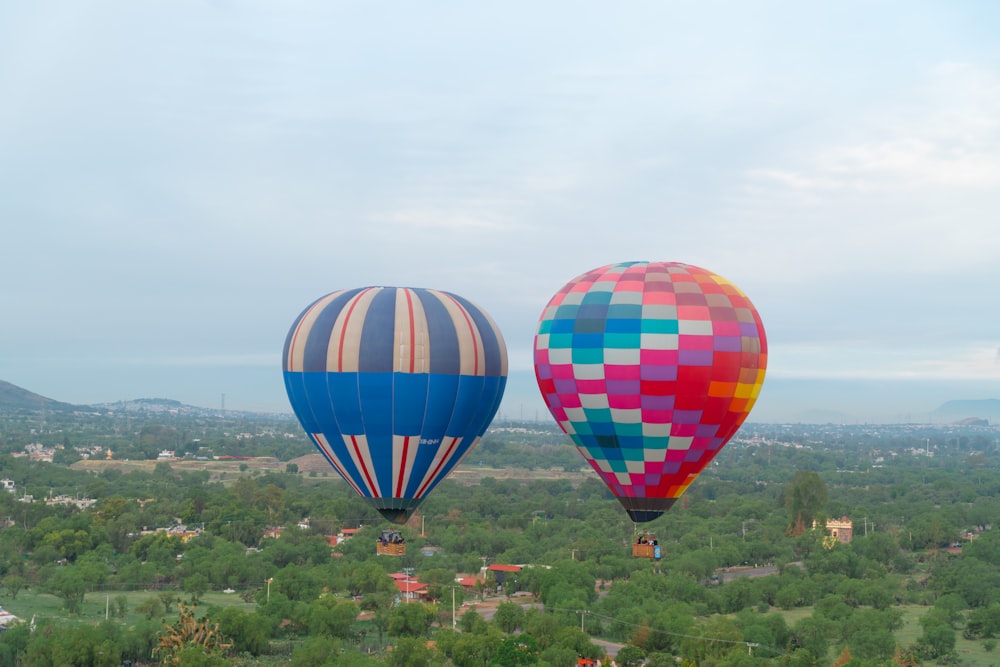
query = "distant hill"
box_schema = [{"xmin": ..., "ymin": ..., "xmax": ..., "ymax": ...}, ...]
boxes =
[
  {"xmin": 934, "ymin": 399, "xmax": 1000, "ymax": 423},
  {"xmin": 0, "ymin": 380, "xmax": 78, "ymax": 412},
  {"xmin": 0, "ymin": 380, "xmax": 292, "ymax": 420}
]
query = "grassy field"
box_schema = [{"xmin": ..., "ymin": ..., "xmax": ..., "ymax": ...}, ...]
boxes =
[
  {"xmin": 70, "ymin": 457, "xmax": 285, "ymax": 482},
  {"xmin": 765, "ymin": 604, "xmax": 1000, "ymax": 667},
  {"xmin": 893, "ymin": 604, "xmax": 1000, "ymax": 667},
  {"xmin": 70, "ymin": 455, "xmax": 590, "ymax": 486},
  {"xmin": 1, "ymin": 588, "xmax": 256, "ymax": 631}
]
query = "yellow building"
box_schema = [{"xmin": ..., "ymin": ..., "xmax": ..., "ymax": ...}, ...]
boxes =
[{"xmin": 812, "ymin": 516, "xmax": 853, "ymax": 547}]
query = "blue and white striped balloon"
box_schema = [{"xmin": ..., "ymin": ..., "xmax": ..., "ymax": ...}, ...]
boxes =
[{"xmin": 283, "ymin": 287, "xmax": 508, "ymax": 523}]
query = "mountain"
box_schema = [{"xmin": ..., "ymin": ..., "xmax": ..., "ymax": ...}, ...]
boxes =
[
  {"xmin": 0, "ymin": 380, "xmax": 293, "ymax": 420},
  {"xmin": 933, "ymin": 399, "xmax": 1000, "ymax": 423},
  {"xmin": 0, "ymin": 380, "xmax": 78, "ymax": 412}
]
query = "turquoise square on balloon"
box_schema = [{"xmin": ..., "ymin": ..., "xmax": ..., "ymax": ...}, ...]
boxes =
[{"xmin": 572, "ymin": 347, "xmax": 605, "ymax": 364}]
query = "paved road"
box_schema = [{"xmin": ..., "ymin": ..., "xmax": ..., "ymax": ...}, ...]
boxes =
[
  {"xmin": 591, "ymin": 638, "xmax": 624, "ymax": 658},
  {"xmin": 718, "ymin": 565, "xmax": 779, "ymax": 582}
]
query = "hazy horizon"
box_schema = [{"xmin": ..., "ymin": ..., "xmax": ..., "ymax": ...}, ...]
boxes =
[{"xmin": 7, "ymin": 371, "xmax": 999, "ymax": 426}]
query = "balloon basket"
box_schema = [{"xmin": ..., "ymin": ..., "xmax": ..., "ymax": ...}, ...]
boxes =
[
  {"xmin": 376, "ymin": 542, "xmax": 406, "ymax": 556},
  {"xmin": 632, "ymin": 532, "xmax": 662, "ymax": 560},
  {"xmin": 376, "ymin": 529, "xmax": 406, "ymax": 556}
]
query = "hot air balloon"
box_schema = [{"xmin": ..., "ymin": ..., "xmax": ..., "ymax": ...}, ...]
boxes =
[
  {"xmin": 533, "ymin": 262, "xmax": 767, "ymax": 524},
  {"xmin": 283, "ymin": 287, "xmax": 508, "ymax": 526}
]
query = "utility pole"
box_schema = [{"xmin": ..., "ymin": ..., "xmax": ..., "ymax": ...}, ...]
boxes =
[{"xmin": 403, "ymin": 567, "xmax": 415, "ymax": 603}]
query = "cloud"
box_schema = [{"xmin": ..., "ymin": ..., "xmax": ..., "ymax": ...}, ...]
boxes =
[
  {"xmin": 771, "ymin": 341, "xmax": 1000, "ymax": 382},
  {"xmin": 746, "ymin": 62, "xmax": 1000, "ymax": 194},
  {"xmin": 721, "ymin": 60, "xmax": 1000, "ymax": 296}
]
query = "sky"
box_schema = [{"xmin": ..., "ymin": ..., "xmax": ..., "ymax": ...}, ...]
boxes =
[{"xmin": 1, "ymin": 1, "xmax": 999, "ymax": 424}]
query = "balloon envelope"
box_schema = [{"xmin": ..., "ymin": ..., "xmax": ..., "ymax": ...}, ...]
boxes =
[
  {"xmin": 533, "ymin": 262, "xmax": 767, "ymax": 522},
  {"xmin": 283, "ymin": 287, "xmax": 508, "ymax": 523}
]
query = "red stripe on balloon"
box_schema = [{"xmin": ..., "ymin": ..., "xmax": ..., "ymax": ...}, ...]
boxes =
[
  {"xmin": 415, "ymin": 437, "xmax": 458, "ymax": 498},
  {"xmin": 349, "ymin": 435, "xmax": 379, "ymax": 497},
  {"xmin": 396, "ymin": 436, "xmax": 410, "ymax": 498},
  {"xmin": 314, "ymin": 434, "xmax": 365, "ymax": 497}
]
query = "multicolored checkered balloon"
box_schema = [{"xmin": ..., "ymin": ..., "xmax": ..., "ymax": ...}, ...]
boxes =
[{"xmin": 533, "ymin": 262, "xmax": 767, "ymax": 523}]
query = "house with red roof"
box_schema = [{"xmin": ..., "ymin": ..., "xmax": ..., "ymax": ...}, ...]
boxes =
[
  {"xmin": 487, "ymin": 563, "xmax": 523, "ymax": 587},
  {"xmin": 391, "ymin": 573, "xmax": 430, "ymax": 602},
  {"xmin": 455, "ymin": 575, "xmax": 484, "ymax": 594}
]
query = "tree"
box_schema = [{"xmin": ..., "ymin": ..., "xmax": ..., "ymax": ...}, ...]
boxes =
[
  {"xmin": 932, "ymin": 593, "xmax": 967, "ymax": 627},
  {"xmin": 42, "ymin": 528, "xmax": 94, "ymax": 562},
  {"xmin": 718, "ymin": 577, "xmax": 756, "ymax": 614},
  {"xmin": 965, "ymin": 603, "xmax": 1000, "ymax": 639},
  {"xmin": 154, "ymin": 603, "xmax": 233, "ymax": 665},
  {"xmin": 0, "ymin": 622, "xmax": 31, "ymax": 666},
  {"xmin": 387, "ymin": 637, "xmax": 432, "ymax": 667},
  {"xmin": 493, "ymin": 601, "xmax": 526, "ymax": 634},
  {"xmin": 784, "ymin": 471, "xmax": 827, "ymax": 535},
  {"xmin": 388, "ymin": 602, "xmax": 436, "ymax": 638},
  {"xmin": 184, "ymin": 572, "xmax": 210, "ymax": 603},
  {"xmin": 490, "ymin": 634, "xmax": 540, "ymax": 666},
  {"xmin": 791, "ymin": 616, "xmax": 833, "ymax": 662},
  {"xmin": 348, "ymin": 561, "xmax": 395, "ymax": 598},
  {"xmin": 932, "ymin": 557, "xmax": 1000, "ymax": 608},
  {"xmin": 3, "ymin": 574, "xmax": 26, "ymax": 599},
  {"xmin": 153, "ymin": 461, "xmax": 175, "ymax": 477},
  {"xmin": 137, "ymin": 596, "xmax": 166, "ymax": 620},
  {"xmin": 841, "ymin": 626, "xmax": 895, "ymax": 661},
  {"xmin": 617, "ymin": 644, "xmax": 647, "ymax": 667},
  {"xmin": 24, "ymin": 622, "xmax": 122, "ymax": 667},
  {"xmin": 460, "ymin": 609, "xmax": 488, "ymax": 634},
  {"xmin": 47, "ymin": 563, "xmax": 101, "ymax": 614},
  {"xmin": 168, "ymin": 646, "xmax": 230, "ymax": 667},
  {"xmin": 851, "ymin": 531, "xmax": 901, "ymax": 570},
  {"xmin": 536, "ymin": 559, "xmax": 596, "ymax": 608},
  {"xmin": 290, "ymin": 636, "xmax": 341, "ymax": 667},
  {"xmin": 451, "ymin": 630, "xmax": 503, "ymax": 667},
  {"xmin": 539, "ymin": 645, "xmax": 578, "ymax": 667},
  {"xmin": 273, "ymin": 563, "xmax": 322, "ymax": 602},
  {"xmin": 308, "ymin": 597, "xmax": 359, "ymax": 639},
  {"xmin": 916, "ymin": 609, "xmax": 956, "ymax": 659},
  {"xmin": 215, "ymin": 607, "xmax": 272, "ymax": 656},
  {"xmin": 114, "ymin": 594, "xmax": 128, "ymax": 619}
]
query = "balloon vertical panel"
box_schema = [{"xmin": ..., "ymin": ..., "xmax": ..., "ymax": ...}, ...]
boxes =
[{"xmin": 284, "ymin": 287, "xmax": 508, "ymax": 523}]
